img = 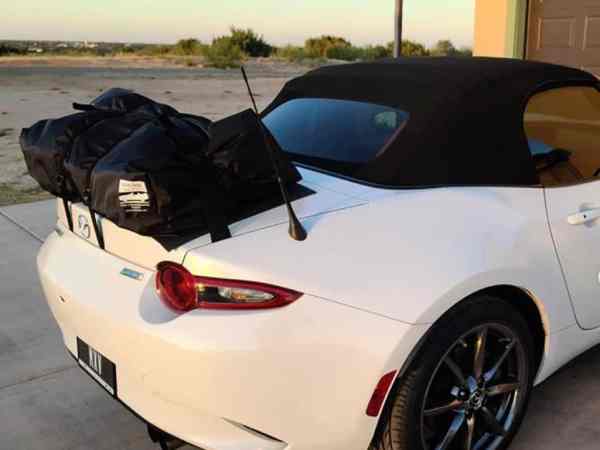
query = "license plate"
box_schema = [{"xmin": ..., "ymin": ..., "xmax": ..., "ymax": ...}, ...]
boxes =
[{"xmin": 77, "ymin": 338, "xmax": 117, "ymax": 396}]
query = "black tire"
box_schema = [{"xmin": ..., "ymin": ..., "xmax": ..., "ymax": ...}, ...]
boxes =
[{"xmin": 369, "ymin": 295, "xmax": 536, "ymax": 450}]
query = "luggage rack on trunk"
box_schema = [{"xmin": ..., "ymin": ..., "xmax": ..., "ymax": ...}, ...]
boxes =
[{"xmin": 22, "ymin": 85, "xmax": 308, "ymax": 252}]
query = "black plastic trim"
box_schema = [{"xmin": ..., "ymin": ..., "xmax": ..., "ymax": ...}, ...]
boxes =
[
  {"xmin": 295, "ymin": 162, "xmax": 546, "ymax": 190},
  {"xmin": 62, "ymin": 198, "xmax": 73, "ymax": 232}
]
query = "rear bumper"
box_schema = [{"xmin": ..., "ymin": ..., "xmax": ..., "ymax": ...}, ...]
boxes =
[{"xmin": 38, "ymin": 230, "xmax": 420, "ymax": 450}]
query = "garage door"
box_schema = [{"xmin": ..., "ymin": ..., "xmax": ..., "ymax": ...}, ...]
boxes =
[{"xmin": 527, "ymin": 0, "xmax": 600, "ymax": 77}]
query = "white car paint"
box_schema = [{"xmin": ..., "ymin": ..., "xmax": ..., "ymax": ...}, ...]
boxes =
[
  {"xmin": 37, "ymin": 166, "xmax": 600, "ymax": 449},
  {"xmin": 545, "ymin": 181, "xmax": 600, "ymax": 329}
]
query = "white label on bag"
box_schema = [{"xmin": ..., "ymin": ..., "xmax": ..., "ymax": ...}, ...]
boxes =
[{"xmin": 118, "ymin": 179, "xmax": 150, "ymax": 213}]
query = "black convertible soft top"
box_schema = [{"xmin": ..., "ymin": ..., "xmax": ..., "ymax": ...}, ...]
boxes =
[{"xmin": 264, "ymin": 57, "xmax": 599, "ymax": 187}]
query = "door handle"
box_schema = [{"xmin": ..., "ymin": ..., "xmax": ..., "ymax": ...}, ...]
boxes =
[{"xmin": 567, "ymin": 209, "xmax": 600, "ymax": 225}]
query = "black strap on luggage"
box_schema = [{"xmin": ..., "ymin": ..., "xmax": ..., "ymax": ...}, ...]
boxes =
[
  {"xmin": 198, "ymin": 184, "xmax": 232, "ymax": 243},
  {"xmin": 159, "ymin": 115, "xmax": 231, "ymax": 243},
  {"xmin": 72, "ymin": 103, "xmax": 97, "ymax": 112},
  {"xmin": 89, "ymin": 208, "xmax": 105, "ymax": 250},
  {"xmin": 56, "ymin": 170, "xmax": 74, "ymax": 232},
  {"xmin": 61, "ymin": 197, "xmax": 73, "ymax": 232}
]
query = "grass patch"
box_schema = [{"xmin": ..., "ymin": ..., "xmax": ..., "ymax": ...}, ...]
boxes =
[{"xmin": 0, "ymin": 183, "xmax": 52, "ymax": 207}]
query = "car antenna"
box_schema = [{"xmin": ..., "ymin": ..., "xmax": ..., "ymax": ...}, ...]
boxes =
[{"xmin": 240, "ymin": 66, "xmax": 307, "ymax": 241}]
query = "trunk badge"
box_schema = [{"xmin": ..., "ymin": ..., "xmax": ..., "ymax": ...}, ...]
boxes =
[
  {"xmin": 120, "ymin": 268, "xmax": 144, "ymax": 281},
  {"xmin": 77, "ymin": 214, "xmax": 91, "ymax": 239}
]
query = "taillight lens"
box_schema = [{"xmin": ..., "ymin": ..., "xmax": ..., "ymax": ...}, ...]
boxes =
[
  {"xmin": 155, "ymin": 262, "xmax": 197, "ymax": 312},
  {"xmin": 156, "ymin": 262, "xmax": 302, "ymax": 312}
]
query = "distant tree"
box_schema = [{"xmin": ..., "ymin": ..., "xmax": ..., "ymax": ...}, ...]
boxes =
[
  {"xmin": 401, "ymin": 40, "xmax": 429, "ymax": 57},
  {"xmin": 305, "ymin": 35, "xmax": 351, "ymax": 58},
  {"xmin": 457, "ymin": 46, "xmax": 473, "ymax": 57},
  {"xmin": 117, "ymin": 45, "xmax": 136, "ymax": 54},
  {"xmin": 385, "ymin": 40, "xmax": 429, "ymax": 57},
  {"xmin": 430, "ymin": 39, "xmax": 458, "ymax": 57},
  {"xmin": 363, "ymin": 44, "xmax": 392, "ymax": 60},
  {"xmin": 229, "ymin": 27, "xmax": 273, "ymax": 57},
  {"xmin": 0, "ymin": 44, "xmax": 24, "ymax": 56}
]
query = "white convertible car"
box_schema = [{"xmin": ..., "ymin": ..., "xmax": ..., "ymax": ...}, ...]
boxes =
[{"xmin": 38, "ymin": 58, "xmax": 600, "ymax": 450}]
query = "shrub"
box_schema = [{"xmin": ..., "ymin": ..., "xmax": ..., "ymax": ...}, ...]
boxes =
[
  {"xmin": 276, "ymin": 45, "xmax": 306, "ymax": 62},
  {"xmin": 137, "ymin": 44, "xmax": 175, "ymax": 56},
  {"xmin": 204, "ymin": 36, "xmax": 243, "ymax": 69},
  {"xmin": 0, "ymin": 44, "xmax": 23, "ymax": 56},
  {"xmin": 229, "ymin": 27, "xmax": 273, "ymax": 57},
  {"xmin": 363, "ymin": 45, "xmax": 392, "ymax": 60},
  {"xmin": 305, "ymin": 35, "xmax": 351, "ymax": 58},
  {"xmin": 325, "ymin": 45, "xmax": 363, "ymax": 61},
  {"xmin": 182, "ymin": 57, "xmax": 201, "ymax": 67},
  {"xmin": 173, "ymin": 38, "xmax": 204, "ymax": 56}
]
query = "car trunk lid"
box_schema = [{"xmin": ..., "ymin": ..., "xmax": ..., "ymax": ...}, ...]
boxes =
[{"xmin": 57, "ymin": 168, "xmax": 373, "ymax": 269}]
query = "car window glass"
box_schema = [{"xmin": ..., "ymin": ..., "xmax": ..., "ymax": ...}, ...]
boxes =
[
  {"xmin": 263, "ymin": 98, "xmax": 408, "ymax": 175},
  {"xmin": 524, "ymin": 86, "xmax": 600, "ymax": 187}
]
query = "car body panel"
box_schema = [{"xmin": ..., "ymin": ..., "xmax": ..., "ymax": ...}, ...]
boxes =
[
  {"xmin": 59, "ymin": 168, "xmax": 370, "ymax": 269},
  {"xmin": 44, "ymin": 166, "xmax": 587, "ymax": 448},
  {"xmin": 35, "ymin": 58, "xmax": 600, "ymax": 450},
  {"xmin": 544, "ymin": 180, "xmax": 600, "ymax": 329},
  {"xmin": 61, "ymin": 201, "xmax": 188, "ymax": 269},
  {"xmin": 184, "ymin": 184, "xmax": 574, "ymax": 333},
  {"xmin": 38, "ymin": 229, "xmax": 424, "ymax": 450}
]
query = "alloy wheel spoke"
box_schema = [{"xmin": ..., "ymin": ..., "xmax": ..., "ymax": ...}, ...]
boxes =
[
  {"xmin": 484, "ymin": 340, "xmax": 516, "ymax": 383},
  {"xmin": 480, "ymin": 407, "xmax": 506, "ymax": 436},
  {"xmin": 423, "ymin": 325, "xmax": 523, "ymax": 450},
  {"xmin": 486, "ymin": 382, "xmax": 520, "ymax": 397},
  {"xmin": 435, "ymin": 412, "xmax": 466, "ymax": 450},
  {"xmin": 473, "ymin": 327, "xmax": 488, "ymax": 381},
  {"xmin": 424, "ymin": 399, "xmax": 465, "ymax": 417},
  {"xmin": 444, "ymin": 356, "xmax": 467, "ymax": 387},
  {"xmin": 465, "ymin": 415, "xmax": 475, "ymax": 450}
]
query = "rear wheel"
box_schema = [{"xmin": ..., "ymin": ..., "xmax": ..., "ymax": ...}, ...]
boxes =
[{"xmin": 370, "ymin": 295, "xmax": 535, "ymax": 450}]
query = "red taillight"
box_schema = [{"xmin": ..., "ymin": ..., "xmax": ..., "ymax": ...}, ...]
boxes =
[
  {"xmin": 366, "ymin": 371, "xmax": 397, "ymax": 417},
  {"xmin": 155, "ymin": 262, "xmax": 303, "ymax": 312},
  {"xmin": 155, "ymin": 262, "xmax": 197, "ymax": 312}
]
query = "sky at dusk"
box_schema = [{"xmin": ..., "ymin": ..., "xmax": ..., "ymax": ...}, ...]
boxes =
[{"xmin": 4, "ymin": 0, "xmax": 475, "ymax": 48}]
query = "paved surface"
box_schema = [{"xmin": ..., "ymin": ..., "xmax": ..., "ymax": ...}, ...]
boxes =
[
  {"xmin": 0, "ymin": 200, "xmax": 161, "ymax": 450},
  {"xmin": 1, "ymin": 200, "xmax": 600, "ymax": 450}
]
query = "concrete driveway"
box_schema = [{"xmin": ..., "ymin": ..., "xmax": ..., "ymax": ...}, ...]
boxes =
[{"xmin": 1, "ymin": 200, "xmax": 600, "ymax": 450}]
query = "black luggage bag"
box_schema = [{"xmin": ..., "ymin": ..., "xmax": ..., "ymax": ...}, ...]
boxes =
[
  {"xmin": 20, "ymin": 88, "xmax": 172, "ymax": 201},
  {"xmin": 20, "ymin": 88, "xmax": 301, "ymax": 242}
]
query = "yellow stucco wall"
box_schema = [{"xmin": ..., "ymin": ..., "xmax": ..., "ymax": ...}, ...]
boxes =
[
  {"xmin": 474, "ymin": 0, "xmax": 510, "ymax": 56},
  {"xmin": 474, "ymin": 0, "xmax": 527, "ymax": 58}
]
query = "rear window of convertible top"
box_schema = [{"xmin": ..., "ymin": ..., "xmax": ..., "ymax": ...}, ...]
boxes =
[{"xmin": 263, "ymin": 98, "xmax": 408, "ymax": 177}]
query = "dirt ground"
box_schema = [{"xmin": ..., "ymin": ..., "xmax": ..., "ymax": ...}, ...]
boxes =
[{"xmin": 0, "ymin": 57, "xmax": 311, "ymax": 204}]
